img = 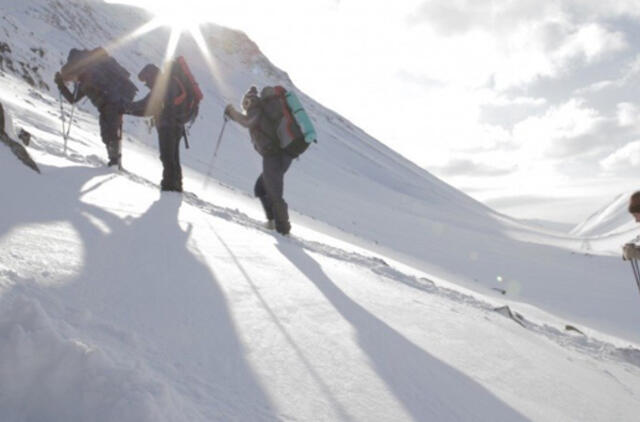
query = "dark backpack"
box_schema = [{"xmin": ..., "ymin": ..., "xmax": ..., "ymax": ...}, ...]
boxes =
[
  {"xmin": 169, "ymin": 56, "xmax": 203, "ymax": 126},
  {"xmin": 61, "ymin": 47, "xmax": 138, "ymax": 104},
  {"xmin": 259, "ymin": 86, "xmax": 317, "ymax": 158}
]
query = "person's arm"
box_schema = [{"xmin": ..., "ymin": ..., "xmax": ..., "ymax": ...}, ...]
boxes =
[
  {"xmin": 125, "ymin": 92, "xmax": 153, "ymax": 117},
  {"xmin": 55, "ymin": 73, "xmax": 84, "ymax": 104},
  {"xmin": 225, "ymin": 105, "xmax": 261, "ymax": 129},
  {"xmin": 623, "ymin": 243, "xmax": 640, "ymax": 260}
]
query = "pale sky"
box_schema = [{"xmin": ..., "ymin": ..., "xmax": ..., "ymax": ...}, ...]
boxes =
[{"xmin": 110, "ymin": 0, "xmax": 640, "ymax": 225}]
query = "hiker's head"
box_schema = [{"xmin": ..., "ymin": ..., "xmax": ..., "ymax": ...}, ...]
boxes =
[
  {"xmin": 138, "ymin": 64, "xmax": 160, "ymax": 88},
  {"xmin": 242, "ymin": 86, "xmax": 259, "ymax": 111},
  {"xmin": 629, "ymin": 191, "xmax": 640, "ymax": 222}
]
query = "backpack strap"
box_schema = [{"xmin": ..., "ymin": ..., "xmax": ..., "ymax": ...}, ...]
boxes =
[
  {"xmin": 252, "ymin": 102, "xmax": 279, "ymax": 150},
  {"xmin": 182, "ymin": 126, "xmax": 190, "ymax": 149},
  {"xmin": 172, "ymin": 76, "xmax": 187, "ymax": 106}
]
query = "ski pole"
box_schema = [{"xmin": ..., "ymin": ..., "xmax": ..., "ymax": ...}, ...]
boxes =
[
  {"xmin": 202, "ymin": 116, "xmax": 228, "ymax": 190},
  {"xmin": 213, "ymin": 116, "xmax": 228, "ymax": 158},
  {"xmin": 631, "ymin": 260, "xmax": 640, "ymax": 295},
  {"xmin": 64, "ymin": 100, "xmax": 76, "ymax": 153},
  {"xmin": 60, "ymin": 83, "xmax": 78, "ymax": 155},
  {"xmin": 59, "ymin": 91, "xmax": 67, "ymax": 140}
]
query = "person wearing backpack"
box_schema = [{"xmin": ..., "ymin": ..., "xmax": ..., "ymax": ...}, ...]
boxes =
[
  {"xmin": 123, "ymin": 63, "xmax": 186, "ymax": 192},
  {"xmin": 55, "ymin": 48, "xmax": 137, "ymax": 168},
  {"xmin": 224, "ymin": 86, "xmax": 294, "ymax": 235}
]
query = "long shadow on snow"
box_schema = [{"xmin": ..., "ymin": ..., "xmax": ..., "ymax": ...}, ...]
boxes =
[
  {"xmin": 275, "ymin": 239, "xmax": 529, "ymax": 422},
  {"xmin": 0, "ymin": 163, "xmax": 279, "ymax": 421}
]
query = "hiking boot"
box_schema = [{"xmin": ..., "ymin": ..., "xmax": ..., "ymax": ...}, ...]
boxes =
[
  {"xmin": 161, "ymin": 181, "xmax": 183, "ymax": 192},
  {"xmin": 275, "ymin": 219, "xmax": 291, "ymax": 236},
  {"xmin": 264, "ymin": 220, "xmax": 275, "ymax": 230},
  {"xmin": 272, "ymin": 200, "xmax": 290, "ymax": 235},
  {"xmin": 107, "ymin": 155, "xmax": 121, "ymax": 168}
]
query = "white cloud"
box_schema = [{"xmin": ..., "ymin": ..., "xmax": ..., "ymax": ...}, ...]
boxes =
[
  {"xmin": 487, "ymin": 96, "xmax": 548, "ymax": 107},
  {"xmin": 513, "ymin": 99, "xmax": 606, "ymax": 158},
  {"xmin": 617, "ymin": 102, "xmax": 640, "ymax": 127},
  {"xmin": 600, "ymin": 140, "xmax": 640, "ymax": 172},
  {"xmin": 553, "ymin": 23, "xmax": 627, "ymax": 64}
]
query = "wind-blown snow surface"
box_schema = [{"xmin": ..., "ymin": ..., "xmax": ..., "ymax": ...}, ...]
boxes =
[{"xmin": 1, "ymin": 0, "xmax": 640, "ymax": 420}]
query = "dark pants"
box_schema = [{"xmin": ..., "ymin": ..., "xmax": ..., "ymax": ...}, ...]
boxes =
[
  {"xmin": 158, "ymin": 125, "xmax": 183, "ymax": 191},
  {"xmin": 254, "ymin": 152, "xmax": 293, "ymax": 234},
  {"xmin": 99, "ymin": 103, "xmax": 123, "ymax": 162},
  {"xmin": 0, "ymin": 103, "xmax": 5, "ymax": 133}
]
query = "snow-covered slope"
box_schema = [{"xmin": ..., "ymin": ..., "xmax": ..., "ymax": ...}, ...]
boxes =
[
  {"xmin": 3, "ymin": 142, "xmax": 640, "ymax": 421},
  {"xmin": 1, "ymin": 1, "xmax": 640, "ymax": 420}
]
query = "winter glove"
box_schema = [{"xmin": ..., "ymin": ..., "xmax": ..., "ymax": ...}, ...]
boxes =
[
  {"xmin": 623, "ymin": 243, "xmax": 640, "ymax": 261},
  {"xmin": 224, "ymin": 104, "xmax": 235, "ymax": 118},
  {"xmin": 54, "ymin": 72, "xmax": 64, "ymax": 88}
]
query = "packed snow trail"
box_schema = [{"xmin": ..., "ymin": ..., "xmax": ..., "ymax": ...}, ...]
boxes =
[{"xmin": 2, "ymin": 141, "xmax": 640, "ymax": 420}]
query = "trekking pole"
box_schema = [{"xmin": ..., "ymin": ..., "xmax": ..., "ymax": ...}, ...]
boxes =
[
  {"xmin": 631, "ymin": 260, "xmax": 640, "ymax": 295},
  {"xmin": 213, "ymin": 116, "xmax": 228, "ymax": 158},
  {"xmin": 59, "ymin": 91, "xmax": 67, "ymax": 142},
  {"xmin": 60, "ymin": 83, "xmax": 78, "ymax": 155},
  {"xmin": 202, "ymin": 116, "xmax": 228, "ymax": 190}
]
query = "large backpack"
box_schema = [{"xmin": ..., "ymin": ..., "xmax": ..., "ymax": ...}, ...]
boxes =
[
  {"xmin": 169, "ymin": 56, "xmax": 203, "ymax": 126},
  {"xmin": 259, "ymin": 86, "xmax": 317, "ymax": 157},
  {"xmin": 62, "ymin": 48, "xmax": 138, "ymax": 104}
]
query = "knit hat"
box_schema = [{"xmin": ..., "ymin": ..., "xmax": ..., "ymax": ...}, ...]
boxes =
[
  {"xmin": 138, "ymin": 64, "xmax": 160, "ymax": 84},
  {"xmin": 629, "ymin": 191, "xmax": 640, "ymax": 214},
  {"xmin": 60, "ymin": 48, "xmax": 90, "ymax": 81},
  {"xmin": 242, "ymin": 86, "xmax": 259, "ymax": 111}
]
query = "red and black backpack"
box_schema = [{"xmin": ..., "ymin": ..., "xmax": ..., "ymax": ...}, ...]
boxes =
[{"xmin": 170, "ymin": 56, "xmax": 203, "ymax": 126}]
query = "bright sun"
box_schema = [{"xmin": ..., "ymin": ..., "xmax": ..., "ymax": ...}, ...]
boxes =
[
  {"xmin": 103, "ymin": 0, "xmax": 237, "ymax": 99},
  {"xmin": 148, "ymin": 3, "xmax": 209, "ymax": 32}
]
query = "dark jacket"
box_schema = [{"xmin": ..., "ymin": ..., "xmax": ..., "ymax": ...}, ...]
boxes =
[
  {"xmin": 126, "ymin": 76, "xmax": 183, "ymax": 128},
  {"xmin": 58, "ymin": 73, "xmax": 112, "ymax": 111},
  {"xmin": 227, "ymin": 104, "xmax": 279, "ymax": 156}
]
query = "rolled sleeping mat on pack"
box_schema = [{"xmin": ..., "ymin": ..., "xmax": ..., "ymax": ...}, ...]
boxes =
[{"xmin": 284, "ymin": 91, "xmax": 316, "ymax": 144}]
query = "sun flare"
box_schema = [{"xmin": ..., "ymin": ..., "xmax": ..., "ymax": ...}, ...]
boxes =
[{"xmin": 147, "ymin": 3, "xmax": 209, "ymax": 33}]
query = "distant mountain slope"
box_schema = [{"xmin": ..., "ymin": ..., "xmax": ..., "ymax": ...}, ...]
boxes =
[{"xmin": 572, "ymin": 192, "xmax": 638, "ymax": 237}]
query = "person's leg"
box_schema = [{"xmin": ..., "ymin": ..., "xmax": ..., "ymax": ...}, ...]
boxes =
[
  {"xmin": 254, "ymin": 174, "xmax": 274, "ymax": 221},
  {"xmin": 0, "ymin": 103, "xmax": 5, "ymax": 133},
  {"xmin": 262, "ymin": 153, "xmax": 293, "ymax": 234},
  {"xmin": 100, "ymin": 104, "xmax": 122, "ymax": 166},
  {"xmin": 158, "ymin": 125, "xmax": 182, "ymax": 191},
  {"xmin": 174, "ymin": 126, "xmax": 183, "ymax": 191}
]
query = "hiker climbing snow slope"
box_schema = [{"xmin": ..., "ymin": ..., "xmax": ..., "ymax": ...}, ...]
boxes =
[
  {"xmin": 124, "ymin": 57, "xmax": 202, "ymax": 192},
  {"xmin": 225, "ymin": 85, "xmax": 316, "ymax": 235},
  {"xmin": 55, "ymin": 47, "xmax": 137, "ymax": 168}
]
